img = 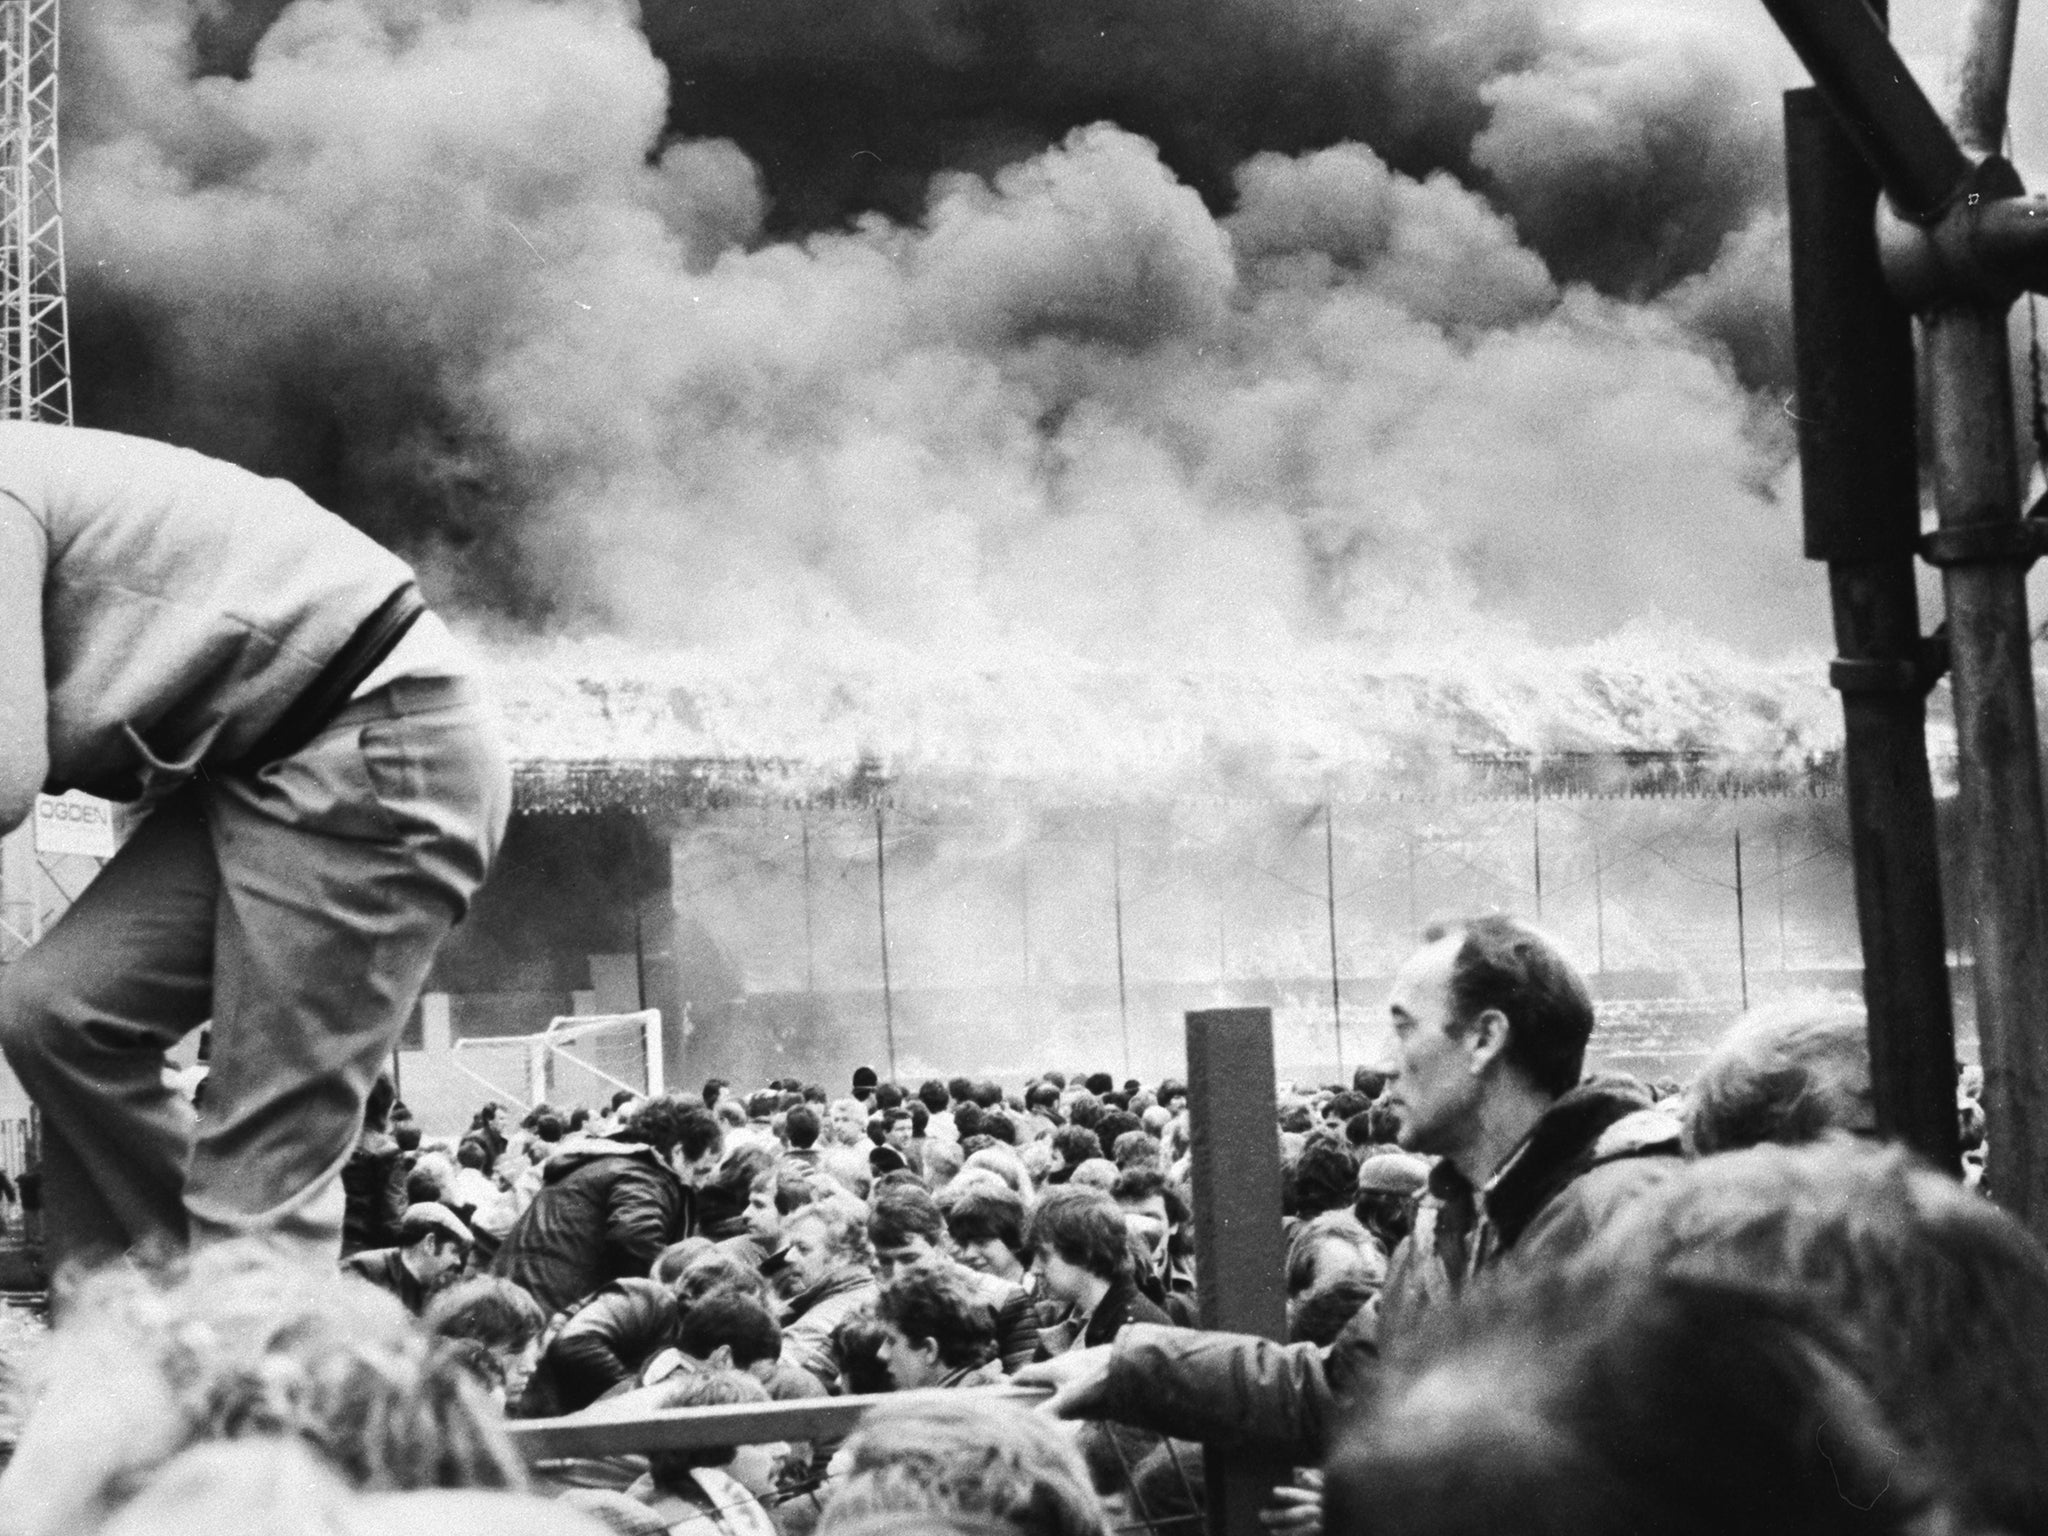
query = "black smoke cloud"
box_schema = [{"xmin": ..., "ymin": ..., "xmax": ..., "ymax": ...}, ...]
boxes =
[{"xmin": 58, "ymin": 0, "xmax": 1815, "ymax": 679}]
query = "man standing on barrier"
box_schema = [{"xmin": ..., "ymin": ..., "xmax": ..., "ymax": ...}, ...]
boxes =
[{"xmin": 0, "ymin": 422, "xmax": 509, "ymax": 1275}]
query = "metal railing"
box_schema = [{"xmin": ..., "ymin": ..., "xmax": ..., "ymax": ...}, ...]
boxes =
[{"xmin": 505, "ymin": 1383, "xmax": 1213, "ymax": 1536}]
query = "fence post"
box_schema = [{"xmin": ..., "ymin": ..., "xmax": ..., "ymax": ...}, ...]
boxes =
[{"xmin": 1186, "ymin": 1008, "xmax": 1290, "ymax": 1536}]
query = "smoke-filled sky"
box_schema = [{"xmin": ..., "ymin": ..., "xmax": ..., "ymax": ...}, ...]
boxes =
[{"xmin": 51, "ymin": 0, "xmax": 2048, "ymax": 752}]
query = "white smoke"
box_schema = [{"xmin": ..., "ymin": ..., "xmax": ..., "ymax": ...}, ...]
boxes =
[{"xmin": 57, "ymin": 0, "xmax": 1856, "ymax": 784}]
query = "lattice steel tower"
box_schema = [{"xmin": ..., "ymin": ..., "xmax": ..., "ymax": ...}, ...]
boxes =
[{"xmin": 1, "ymin": 0, "xmax": 69, "ymax": 423}]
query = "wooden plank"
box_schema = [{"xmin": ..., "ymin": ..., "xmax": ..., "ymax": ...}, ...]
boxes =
[
  {"xmin": 1185, "ymin": 1008, "xmax": 1291, "ymax": 1536},
  {"xmin": 505, "ymin": 1384, "xmax": 1049, "ymax": 1461}
]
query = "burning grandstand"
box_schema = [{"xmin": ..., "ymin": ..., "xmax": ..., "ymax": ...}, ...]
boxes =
[
  {"xmin": 376, "ymin": 633, "xmax": 1921, "ymax": 1126},
  {"xmin": 15, "ymin": 0, "xmax": 2017, "ymax": 1123}
]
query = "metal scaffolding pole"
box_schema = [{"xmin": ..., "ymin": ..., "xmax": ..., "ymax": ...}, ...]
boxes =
[
  {"xmin": 1784, "ymin": 85, "xmax": 1959, "ymax": 1167},
  {"xmin": 1761, "ymin": 0, "xmax": 2048, "ymax": 1203}
]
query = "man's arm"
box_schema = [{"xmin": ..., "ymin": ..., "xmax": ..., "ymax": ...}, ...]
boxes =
[
  {"xmin": 0, "ymin": 496, "xmax": 48, "ymax": 834},
  {"xmin": 1016, "ymin": 1323, "xmax": 1357, "ymax": 1462},
  {"xmin": 602, "ymin": 1166, "xmax": 680, "ymax": 1276}
]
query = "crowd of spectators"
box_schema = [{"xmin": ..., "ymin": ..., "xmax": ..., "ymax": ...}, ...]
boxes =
[{"xmin": 0, "ymin": 914, "xmax": 2029, "ymax": 1536}]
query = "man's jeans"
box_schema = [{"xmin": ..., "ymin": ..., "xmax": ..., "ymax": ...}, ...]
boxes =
[{"xmin": 0, "ymin": 675, "xmax": 509, "ymax": 1273}]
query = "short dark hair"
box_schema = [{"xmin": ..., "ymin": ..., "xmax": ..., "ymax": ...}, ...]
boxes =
[
  {"xmin": 1429, "ymin": 915, "xmax": 1595, "ymax": 1098},
  {"xmin": 1094, "ymin": 1111, "xmax": 1142, "ymax": 1147},
  {"xmin": 455, "ymin": 1139, "xmax": 485, "ymax": 1170},
  {"xmin": 953, "ymin": 1102, "xmax": 986, "ymax": 1140},
  {"xmin": 702, "ymin": 1078, "xmax": 729, "ymax": 1108},
  {"xmin": 942, "ymin": 1180, "xmax": 1027, "ymax": 1255},
  {"xmin": 679, "ymin": 1293, "xmax": 782, "ymax": 1369},
  {"xmin": 1084, "ymin": 1073, "xmax": 1115, "ymax": 1096},
  {"xmin": 623, "ymin": 1096, "xmax": 725, "ymax": 1161},
  {"xmin": 877, "ymin": 1264, "xmax": 998, "ymax": 1370},
  {"xmin": 1028, "ymin": 1187, "xmax": 1130, "ymax": 1281},
  {"xmin": 919, "ymin": 1079, "xmax": 950, "ymax": 1114},
  {"xmin": 875, "ymin": 1083, "xmax": 906, "ymax": 1111},
  {"xmin": 1324, "ymin": 1091, "xmax": 1372, "ymax": 1123},
  {"xmin": 1052, "ymin": 1125, "xmax": 1102, "ymax": 1168},
  {"xmin": 1157, "ymin": 1078, "xmax": 1187, "ymax": 1106},
  {"xmin": 972, "ymin": 1081, "xmax": 1003, "ymax": 1109},
  {"xmin": 533, "ymin": 1112, "xmax": 564, "ymax": 1143},
  {"xmin": 1066, "ymin": 1095, "xmax": 1103, "ymax": 1131},
  {"xmin": 364, "ymin": 1074, "xmax": 397, "ymax": 1130},
  {"xmin": 1112, "ymin": 1167, "xmax": 1187, "ymax": 1226},
  {"xmin": 1327, "ymin": 1264, "xmax": 1946, "ymax": 1536},
  {"xmin": 785, "ymin": 1103, "xmax": 822, "ymax": 1148},
  {"xmin": 947, "ymin": 1076, "xmax": 974, "ymax": 1102},
  {"xmin": 424, "ymin": 1278, "xmax": 547, "ymax": 1353},
  {"xmin": 982, "ymin": 1111, "xmax": 1019, "ymax": 1146},
  {"xmin": 869, "ymin": 1185, "xmax": 947, "ymax": 1251},
  {"xmin": 1294, "ymin": 1140, "xmax": 1359, "ymax": 1219}
]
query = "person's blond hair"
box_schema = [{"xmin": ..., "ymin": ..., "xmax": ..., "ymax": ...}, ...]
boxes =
[
  {"xmin": 820, "ymin": 1396, "xmax": 1110, "ymax": 1536},
  {"xmin": 8, "ymin": 1239, "xmax": 521, "ymax": 1527}
]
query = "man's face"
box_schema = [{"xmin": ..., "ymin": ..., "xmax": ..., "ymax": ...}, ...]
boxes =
[
  {"xmin": 885, "ymin": 1119, "xmax": 913, "ymax": 1152},
  {"xmin": 783, "ymin": 1219, "xmax": 836, "ymax": 1292},
  {"xmin": 1033, "ymin": 1246, "xmax": 1092, "ymax": 1310},
  {"xmin": 1384, "ymin": 935, "xmax": 1483, "ymax": 1158},
  {"xmin": 1120, "ymin": 1196, "xmax": 1170, "ymax": 1266},
  {"xmin": 415, "ymin": 1235, "xmax": 468, "ymax": 1289},
  {"xmin": 501, "ymin": 1334, "xmax": 543, "ymax": 1402},
  {"xmin": 876, "ymin": 1323, "xmax": 944, "ymax": 1391},
  {"xmin": 745, "ymin": 1183, "xmax": 782, "ymax": 1240},
  {"xmin": 873, "ymin": 1232, "xmax": 941, "ymax": 1284},
  {"xmin": 953, "ymin": 1235, "xmax": 1023, "ymax": 1283},
  {"xmin": 671, "ymin": 1143, "xmax": 723, "ymax": 1187}
]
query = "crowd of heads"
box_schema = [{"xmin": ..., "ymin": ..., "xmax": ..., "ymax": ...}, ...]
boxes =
[{"xmin": 0, "ymin": 913, "xmax": 2025, "ymax": 1536}]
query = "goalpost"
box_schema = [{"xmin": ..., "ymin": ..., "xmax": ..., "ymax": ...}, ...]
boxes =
[{"xmin": 447, "ymin": 1009, "xmax": 664, "ymax": 1115}]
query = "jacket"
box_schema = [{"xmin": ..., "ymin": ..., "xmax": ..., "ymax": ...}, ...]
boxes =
[
  {"xmin": 340, "ymin": 1129, "xmax": 408, "ymax": 1256},
  {"xmin": 1096, "ymin": 1078, "xmax": 1680, "ymax": 1460},
  {"xmin": 492, "ymin": 1137, "xmax": 690, "ymax": 1315},
  {"xmin": 340, "ymin": 1246, "xmax": 430, "ymax": 1315},
  {"xmin": 1036, "ymin": 1274, "xmax": 1174, "ymax": 1359},
  {"xmin": 962, "ymin": 1268, "xmax": 1041, "ymax": 1374},
  {"xmin": 543, "ymin": 1276, "xmax": 682, "ymax": 1412},
  {"xmin": 779, "ymin": 1267, "xmax": 879, "ymax": 1391},
  {"xmin": 2, "ymin": 422, "xmax": 416, "ymax": 801}
]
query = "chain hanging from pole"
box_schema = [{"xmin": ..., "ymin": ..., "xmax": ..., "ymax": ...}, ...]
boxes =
[{"xmin": 0, "ymin": 0, "xmax": 71, "ymax": 424}]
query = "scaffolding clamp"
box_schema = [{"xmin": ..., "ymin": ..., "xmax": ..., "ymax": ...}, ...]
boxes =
[
  {"xmin": 1830, "ymin": 631, "xmax": 1950, "ymax": 696},
  {"xmin": 1919, "ymin": 518, "xmax": 2048, "ymax": 569}
]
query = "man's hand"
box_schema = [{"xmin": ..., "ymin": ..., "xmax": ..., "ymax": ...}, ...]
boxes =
[
  {"xmin": 1011, "ymin": 1344, "xmax": 1116, "ymax": 1419},
  {"xmin": 1259, "ymin": 1468, "xmax": 1324, "ymax": 1536}
]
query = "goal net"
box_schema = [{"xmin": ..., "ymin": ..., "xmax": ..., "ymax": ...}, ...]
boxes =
[{"xmin": 447, "ymin": 1010, "xmax": 665, "ymax": 1116}]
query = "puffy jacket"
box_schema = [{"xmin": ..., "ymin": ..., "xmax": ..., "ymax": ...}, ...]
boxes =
[
  {"xmin": 1095, "ymin": 1078, "xmax": 1680, "ymax": 1460},
  {"xmin": 543, "ymin": 1276, "xmax": 681, "ymax": 1411},
  {"xmin": 492, "ymin": 1137, "xmax": 690, "ymax": 1315},
  {"xmin": 340, "ymin": 1130, "xmax": 407, "ymax": 1256}
]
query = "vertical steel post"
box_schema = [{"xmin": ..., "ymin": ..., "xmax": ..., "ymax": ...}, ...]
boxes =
[
  {"xmin": 801, "ymin": 813, "xmax": 815, "ymax": 996},
  {"xmin": 1734, "ymin": 828, "xmax": 1749, "ymax": 1011},
  {"xmin": 1186, "ymin": 1007, "xmax": 1288, "ymax": 1536},
  {"xmin": 1784, "ymin": 88, "xmax": 1959, "ymax": 1168},
  {"xmin": 1593, "ymin": 844, "xmax": 1605, "ymax": 975},
  {"xmin": 1113, "ymin": 826, "xmax": 1131, "ymax": 1077},
  {"xmin": 875, "ymin": 804, "xmax": 897, "ymax": 1082},
  {"xmin": 1324, "ymin": 803, "xmax": 1343, "ymax": 1074}
]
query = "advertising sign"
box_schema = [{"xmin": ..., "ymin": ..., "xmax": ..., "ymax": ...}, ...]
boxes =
[{"xmin": 33, "ymin": 791, "xmax": 118, "ymax": 859}]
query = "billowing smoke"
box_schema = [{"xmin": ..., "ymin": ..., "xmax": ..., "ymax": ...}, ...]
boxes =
[{"xmin": 61, "ymin": 0, "xmax": 1817, "ymax": 688}]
